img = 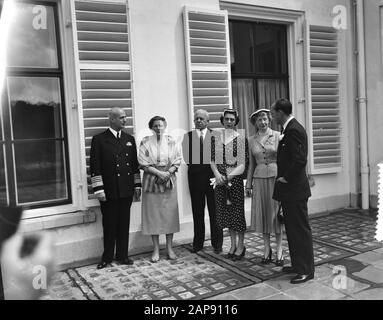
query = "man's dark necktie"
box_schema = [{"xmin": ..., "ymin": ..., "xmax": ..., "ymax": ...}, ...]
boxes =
[
  {"xmin": 117, "ymin": 131, "xmax": 120, "ymax": 142},
  {"xmin": 280, "ymin": 126, "xmax": 284, "ymax": 134},
  {"xmin": 200, "ymin": 133, "xmax": 204, "ymax": 165}
]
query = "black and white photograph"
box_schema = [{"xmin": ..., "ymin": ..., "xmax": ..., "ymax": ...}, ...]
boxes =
[{"xmin": 0, "ymin": 0, "xmax": 383, "ymax": 305}]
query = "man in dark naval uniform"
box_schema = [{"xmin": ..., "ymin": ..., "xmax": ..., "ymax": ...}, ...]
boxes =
[
  {"xmin": 182, "ymin": 109, "xmax": 223, "ymax": 254},
  {"xmin": 271, "ymin": 98, "xmax": 314, "ymax": 284},
  {"xmin": 90, "ymin": 107, "xmax": 141, "ymax": 269}
]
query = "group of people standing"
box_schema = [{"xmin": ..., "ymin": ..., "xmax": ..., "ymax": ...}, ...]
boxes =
[{"xmin": 90, "ymin": 98, "xmax": 315, "ymax": 285}]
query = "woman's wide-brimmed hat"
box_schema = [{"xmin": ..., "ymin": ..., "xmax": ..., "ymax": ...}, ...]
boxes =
[{"xmin": 249, "ymin": 108, "xmax": 270, "ymax": 125}]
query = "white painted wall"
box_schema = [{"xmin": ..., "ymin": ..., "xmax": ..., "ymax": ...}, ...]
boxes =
[{"xmin": 364, "ymin": 0, "xmax": 383, "ymax": 206}]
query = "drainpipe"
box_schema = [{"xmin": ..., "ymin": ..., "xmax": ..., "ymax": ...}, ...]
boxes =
[{"xmin": 355, "ymin": 0, "xmax": 370, "ymax": 209}]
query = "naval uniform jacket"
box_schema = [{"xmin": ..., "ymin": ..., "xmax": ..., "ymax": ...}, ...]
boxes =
[
  {"xmin": 273, "ymin": 118, "xmax": 311, "ymax": 202},
  {"xmin": 90, "ymin": 129, "xmax": 141, "ymax": 199}
]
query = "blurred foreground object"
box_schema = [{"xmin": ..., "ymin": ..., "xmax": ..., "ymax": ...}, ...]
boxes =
[{"xmin": 1, "ymin": 232, "xmax": 56, "ymax": 300}]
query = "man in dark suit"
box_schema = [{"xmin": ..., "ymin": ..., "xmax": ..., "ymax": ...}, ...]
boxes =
[
  {"xmin": 182, "ymin": 109, "xmax": 223, "ymax": 254},
  {"xmin": 90, "ymin": 107, "xmax": 141, "ymax": 269},
  {"xmin": 271, "ymin": 99, "xmax": 315, "ymax": 284}
]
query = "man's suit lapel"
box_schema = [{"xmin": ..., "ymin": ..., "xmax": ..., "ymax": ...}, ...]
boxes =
[
  {"xmin": 283, "ymin": 118, "xmax": 296, "ymax": 136},
  {"xmin": 191, "ymin": 129, "xmax": 211, "ymax": 164},
  {"xmin": 118, "ymin": 131, "xmax": 131, "ymax": 154},
  {"xmin": 203, "ymin": 130, "xmax": 212, "ymax": 153}
]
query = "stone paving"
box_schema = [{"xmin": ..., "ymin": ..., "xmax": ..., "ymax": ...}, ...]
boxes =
[{"xmin": 40, "ymin": 208, "xmax": 383, "ymax": 300}]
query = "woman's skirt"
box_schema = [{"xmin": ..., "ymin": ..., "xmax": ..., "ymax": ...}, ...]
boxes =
[
  {"xmin": 141, "ymin": 171, "xmax": 180, "ymax": 235},
  {"xmin": 250, "ymin": 177, "xmax": 283, "ymax": 234}
]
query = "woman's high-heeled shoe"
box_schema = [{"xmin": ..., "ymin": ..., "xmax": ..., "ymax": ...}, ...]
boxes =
[
  {"xmin": 261, "ymin": 248, "xmax": 272, "ymax": 264},
  {"xmin": 275, "ymin": 251, "xmax": 284, "ymax": 267},
  {"xmin": 150, "ymin": 252, "xmax": 160, "ymax": 263},
  {"xmin": 225, "ymin": 247, "xmax": 236, "ymax": 259},
  {"xmin": 232, "ymin": 247, "xmax": 246, "ymax": 261}
]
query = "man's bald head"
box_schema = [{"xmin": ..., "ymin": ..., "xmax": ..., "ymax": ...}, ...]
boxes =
[{"xmin": 109, "ymin": 107, "xmax": 127, "ymax": 131}]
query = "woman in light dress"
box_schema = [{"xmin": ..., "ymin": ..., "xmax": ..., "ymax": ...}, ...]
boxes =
[
  {"xmin": 138, "ymin": 116, "xmax": 182, "ymax": 262},
  {"xmin": 245, "ymin": 109, "xmax": 284, "ymax": 266}
]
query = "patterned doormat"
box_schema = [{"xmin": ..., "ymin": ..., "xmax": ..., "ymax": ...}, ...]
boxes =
[
  {"xmin": 191, "ymin": 230, "xmax": 354, "ymax": 281},
  {"xmin": 40, "ymin": 271, "xmax": 87, "ymax": 300},
  {"xmin": 310, "ymin": 211, "xmax": 383, "ymax": 253},
  {"xmin": 48, "ymin": 246, "xmax": 254, "ymax": 300}
]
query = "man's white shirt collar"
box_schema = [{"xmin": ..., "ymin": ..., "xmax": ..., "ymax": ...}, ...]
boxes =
[
  {"xmin": 282, "ymin": 116, "xmax": 294, "ymax": 131},
  {"xmin": 109, "ymin": 127, "xmax": 121, "ymax": 138},
  {"xmin": 196, "ymin": 128, "xmax": 207, "ymax": 139}
]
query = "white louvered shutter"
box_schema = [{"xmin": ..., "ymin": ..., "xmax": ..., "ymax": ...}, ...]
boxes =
[
  {"xmin": 183, "ymin": 7, "xmax": 232, "ymax": 128},
  {"xmin": 306, "ymin": 25, "xmax": 341, "ymax": 174},
  {"xmin": 71, "ymin": 0, "xmax": 134, "ymax": 199}
]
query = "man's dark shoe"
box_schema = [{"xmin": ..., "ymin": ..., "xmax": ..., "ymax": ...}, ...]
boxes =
[
  {"xmin": 290, "ymin": 273, "xmax": 314, "ymax": 284},
  {"xmin": 282, "ymin": 266, "xmax": 297, "ymax": 273},
  {"xmin": 191, "ymin": 247, "xmax": 202, "ymax": 253},
  {"xmin": 213, "ymin": 247, "xmax": 223, "ymax": 254},
  {"xmin": 119, "ymin": 258, "xmax": 134, "ymax": 265},
  {"xmin": 96, "ymin": 261, "xmax": 110, "ymax": 269}
]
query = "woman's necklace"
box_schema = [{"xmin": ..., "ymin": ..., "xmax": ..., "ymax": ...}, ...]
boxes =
[
  {"xmin": 257, "ymin": 129, "xmax": 269, "ymax": 144},
  {"xmin": 257, "ymin": 128, "xmax": 269, "ymax": 136}
]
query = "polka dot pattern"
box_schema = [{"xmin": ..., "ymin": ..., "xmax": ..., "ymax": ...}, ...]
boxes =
[{"xmin": 212, "ymin": 136, "xmax": 248, "ymax": 232}]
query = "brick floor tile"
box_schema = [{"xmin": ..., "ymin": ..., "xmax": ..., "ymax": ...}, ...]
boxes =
[
  {"xmin": 350, "ymin": 252, "xmax": 383, "ymax": 265},
  {"xmin": 352, "ymin": 266, "xmax": 383, "ymax": 284},
  {"xmin": 206, "ymin": 294, "xmax": 239, "ymax": 300},
  {"xmin": 230, "ymin": 283, "xmax": 280, "ymax": 300},
  {"xmin": 260, "ymin": 293, "xmax": 297, "ymax": 300},
  {"xmin": 319, "ymin": 275, "xmax": 370, "ymax": 295},
  {"xmin": 350, "ymin": 288, "xmax": 383, "ymax": 300},
  {"xmin": 285, "ymin": 282, "xmax": 346, "ymax": 300}
]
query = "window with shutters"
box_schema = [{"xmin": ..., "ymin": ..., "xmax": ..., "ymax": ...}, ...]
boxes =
[
  {"xmin": 71, "ymin": 0, "xmax": 134, "ymax": 200},
  {"xmin": 0, "ymin": 1, "xmax": 71, "ymax": 208},
  {"xmin": 306, "ymin": 25, "xmax": 342, "ymax": 174},
  {"xmin": 183, "ymin": 7, "xmax": 232, "ymax": 129}
]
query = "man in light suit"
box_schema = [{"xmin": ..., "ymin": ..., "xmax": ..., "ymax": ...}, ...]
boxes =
[
  {"xmin": 182, "ymin": 109, "xmax": 223, "ymax": 254},
  {"xmin": 90, "ymin": 107, "xmax": 141, "ymax": 269},
  {"xmin": 271, "ymin": 99, "xmax": 315, "ymax": 284}
]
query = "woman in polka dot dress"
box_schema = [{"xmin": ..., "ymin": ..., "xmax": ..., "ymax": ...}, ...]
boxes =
[{"xmin": 211, "ymin": 109, "xmax": 248, "ymax": 261}]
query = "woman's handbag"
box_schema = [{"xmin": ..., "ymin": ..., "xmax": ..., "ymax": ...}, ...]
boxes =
[{"xmin": 277, "ymin": 203, "xmax": 284, "ymax": 224}]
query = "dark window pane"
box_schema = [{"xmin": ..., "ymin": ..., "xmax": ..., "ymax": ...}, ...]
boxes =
[
  {"xmin": 253, "ymin": 24, "xmax": 287, "ymax": 74},
  {"xmin": 8, "ymin": 77, "xmax": 63, "ymax": 139},
  {"xmin": 0, "ymin": 146, "xmax": 7, "ymax": 204},
  {"xmin": 14, "ymin": 140, "xmax": 68, "ymax": 204},
  {"xmin": 6, "ymin": 3, "xmax": 58, "ymax": 68},
  {"xmin": 230, "ymin": 21, "xmax": 253, "ymax": 74}
]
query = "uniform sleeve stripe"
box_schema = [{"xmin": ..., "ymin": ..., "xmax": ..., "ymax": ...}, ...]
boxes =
[
  {"xmin": 134, "ymin": 173, "xmax": 141, "ymax": 184},
  {"xmin": 91, "ymin": 175, "xmax": 104, "ymax": 189},
  {"xmin": 93, "ymin": 186, "xmax": 104, "ymax": 193}
]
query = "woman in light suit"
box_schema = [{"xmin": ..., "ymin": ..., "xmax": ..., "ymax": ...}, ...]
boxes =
[
  {"xmin": 138, "ymin": 116, "xmax": 182, "ymax": 262},
  {"xmin": 245, "ymin": 109, "xmax": 284, "ymax": 266}
]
